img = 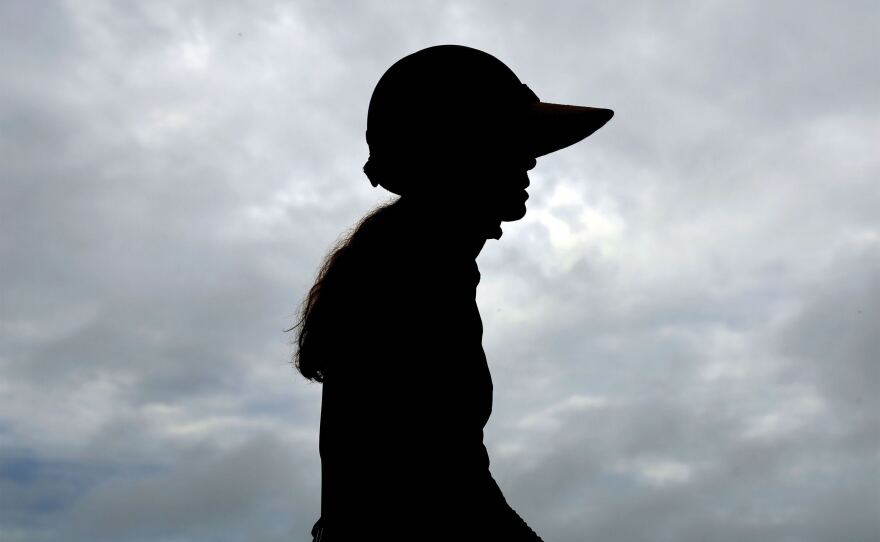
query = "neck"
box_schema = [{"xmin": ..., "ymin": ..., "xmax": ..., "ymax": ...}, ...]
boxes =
[{"xmin": 397, "ymin": 194, "xmax": 494, "ymax": 259}]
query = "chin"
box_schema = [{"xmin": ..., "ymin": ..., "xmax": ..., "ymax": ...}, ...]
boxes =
[{"xmin": 499, "ymin": 201, "xmax": 527, "ymax": 222}]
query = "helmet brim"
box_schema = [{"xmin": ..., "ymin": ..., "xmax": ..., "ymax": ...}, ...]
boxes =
[{"xmin": 525, "ymin": 102, "xmax": 614, "ymax": 158}]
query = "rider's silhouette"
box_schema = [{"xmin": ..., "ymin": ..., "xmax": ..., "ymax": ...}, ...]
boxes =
[{"xmin": 293, "ymin": 45, "xmax": 613, "ymax": 541}]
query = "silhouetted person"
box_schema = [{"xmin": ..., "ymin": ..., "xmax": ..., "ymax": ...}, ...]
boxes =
[{"xmin": 292, "ymin": 45, "xmax": 612, "ymax": 541}]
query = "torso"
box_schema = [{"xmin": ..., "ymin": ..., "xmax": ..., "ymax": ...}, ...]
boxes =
[{"xmin": 317, "ymin": 201, "xmax": 496, "ymax": 536}]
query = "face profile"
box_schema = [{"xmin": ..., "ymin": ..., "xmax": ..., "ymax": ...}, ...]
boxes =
[
  {"xmin": 457, "ymin": 151, "xmax": 535, "ymax": 228},
  {"xmin": 414, "ymin": 122, "xmax": 538, "ymax": 238}
]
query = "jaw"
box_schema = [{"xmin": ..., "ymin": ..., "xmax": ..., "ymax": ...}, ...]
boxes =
[
  {"xmin": 471, "ymin": 179, "xmax": 530, "ymax": 224},
  {"xmin": 477, "ymin": 198, "xmax": 526, "ymax": 241},
  {"xmin": 494, "ymin": 189, "xmax": 528, "ymax": 222},
  {"xmin": 423, "ymin": 166, "xmax": 531, "ymax": 239},
  {"xmin": 499, "ymin": 198, "xmax": 527, "ymax": 222}
]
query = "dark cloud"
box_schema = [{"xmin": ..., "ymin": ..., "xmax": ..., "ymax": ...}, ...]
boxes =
[{"xmin": 58, "ymin": 433, "xmax": 318, "ymax": 542}]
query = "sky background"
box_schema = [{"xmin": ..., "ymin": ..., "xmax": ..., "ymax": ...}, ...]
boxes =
[{"xmin": 2, "ymin": 1, "xmax": 878, "ymax": 541}]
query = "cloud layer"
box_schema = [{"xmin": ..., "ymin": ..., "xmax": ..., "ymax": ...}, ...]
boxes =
[{"xmin": 2, "ymin": 1, "xmax": 877, "ymax": 541}]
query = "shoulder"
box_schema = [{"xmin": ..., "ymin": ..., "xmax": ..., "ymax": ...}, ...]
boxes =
[{"xmin": 344, "ymin": 203, "xmax": 479, "ymax": 302}]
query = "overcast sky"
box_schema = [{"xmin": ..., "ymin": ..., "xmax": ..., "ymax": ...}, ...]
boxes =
[{"xmin": 2, "ymin": 1, "xmax": 878, "ymax": 541}]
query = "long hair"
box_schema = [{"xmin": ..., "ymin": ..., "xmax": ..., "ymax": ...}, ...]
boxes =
[{"xmin": 289, "ymin": 197, "xmax": 400, "ymax": 382}]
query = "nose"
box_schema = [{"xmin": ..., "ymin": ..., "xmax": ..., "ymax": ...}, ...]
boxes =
[{"xmin": 522, "ymin": 157, "xmax": 535, "ymax": 189}]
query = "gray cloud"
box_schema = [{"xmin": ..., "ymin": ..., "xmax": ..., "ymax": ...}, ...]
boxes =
[{"xmin": 1, "ymin": 0, "xmax": 877, "ymax": 541}]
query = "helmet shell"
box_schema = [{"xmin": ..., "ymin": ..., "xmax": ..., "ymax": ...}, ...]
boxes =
[{"xmin": 364, "ymin": 45, "xmax": 538, "ymax": 195}]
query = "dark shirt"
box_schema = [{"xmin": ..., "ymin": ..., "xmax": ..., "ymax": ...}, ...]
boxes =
[{"xmin": 315, "ymin": 200, "xmax": 542, "ymax": 541}]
